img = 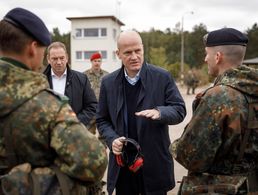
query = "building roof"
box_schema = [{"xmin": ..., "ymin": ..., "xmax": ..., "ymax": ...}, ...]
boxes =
[
  {"xmin": 66, "ymin": 15, "xmax": 124, "ymax": 26},
  {"xmin": 243, "ymin": 57, "xmax": 258, "ymax": 65}
]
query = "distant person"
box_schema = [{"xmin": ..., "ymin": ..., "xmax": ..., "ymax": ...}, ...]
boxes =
[
  {"xmin": 96, "ymin": 30, "xmax": 186, "ymax": 195},
  {"xmin": 171, "ymin": 28, "xmax": 258, "ymax": 194},
  {"xmin": 43, "ymin": 42, "xmax": 97, "ymax": 132},
  {"xmin": 84, "ymin": 52, "xmax": 109, "ymax": 135},
  {"xmin": 0, "ymin": 7, "xmax": 107, "ymax": 194},
  {"xmin": 84, "ymin": 52, "xmax": 109, "ymax": 101},
  {"xmin": 184, "ymin": 69, "xmax": 199, "ymax": 95}
]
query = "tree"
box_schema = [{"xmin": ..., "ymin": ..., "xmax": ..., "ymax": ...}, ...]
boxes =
[
  {"xmin": 140, "ymin": 29, "xmax": 168, "ymax": 62},
  {"xmin": 149, "ymin": 47, "xmax": 168, "ymax": 67},
  {"xmin": 245, "ymin": 23, "xmax": 258, "ymax": 59},
  {"xmin": 187, "ymin": 24, "xmax": 208, "ymax": 68},
  {"xmin": 165, "ymin": 32, "xmax": 181, "ymax": 65},
  {"xmin": 140, "ymin": 22, "xmax": 258, "ymax": 70}
]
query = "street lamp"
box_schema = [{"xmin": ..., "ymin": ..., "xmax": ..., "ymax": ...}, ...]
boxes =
[{"xmin": 180, "ymin": 11, "xmax": 194, "ymax": 84}]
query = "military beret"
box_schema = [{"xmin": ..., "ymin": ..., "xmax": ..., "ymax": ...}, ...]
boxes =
[
  {"xmin": 204, "ymin": 28, "xmax": 248, "ymax": 47},
  {"xmin": 90, "ymin": 52, "xmax": 102, "ymax": 61},
  {"xmin": 3, "ymin": 7, "xmax": 51, "ymax": 46}
]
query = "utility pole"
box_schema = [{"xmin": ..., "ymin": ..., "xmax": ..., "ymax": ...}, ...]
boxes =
[{"xmin": 180, "ymin": 11, "xmax": 194, "ymax": 85}]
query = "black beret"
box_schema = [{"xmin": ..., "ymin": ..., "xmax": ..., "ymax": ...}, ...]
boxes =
[
  {"xmin": 3, "ymin": 7, "xmax": 51, "ymax": 46},
  {"xmin": 204, "ymin": 28, "xmax": 248, "ymax": 47}
]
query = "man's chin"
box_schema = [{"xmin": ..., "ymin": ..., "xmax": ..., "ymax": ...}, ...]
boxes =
[{"xmin": 131, "ymin": 64, "xmax": 141, "ymax": 70}]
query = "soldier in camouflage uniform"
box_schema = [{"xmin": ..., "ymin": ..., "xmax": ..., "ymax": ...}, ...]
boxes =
[
  {"xmin": 170, "ymin": 28, "xmax": 258, "ymax": 194},
  {"xmin": 0, "ymin": 7, "xmax": 107, "ymax": 194},
  {"xmin": 84, "ymin": 53, "xmax": 109, "ymax": 135},
  {"xmin": 84, "ymin": 52, "xmax": 109, "ymax": 101},
  {"xmin": 184, "ymin": 69, "xmax": 199, "ymax": 95}
]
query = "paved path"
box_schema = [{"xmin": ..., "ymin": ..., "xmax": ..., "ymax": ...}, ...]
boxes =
[{"xmin": 103, "ymin": 84, "xmax": 209, "ymax": 195}]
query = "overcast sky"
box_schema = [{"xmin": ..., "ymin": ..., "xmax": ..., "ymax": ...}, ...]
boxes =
[{"xmin": 1, "ymin": 0, "xmax": 257, "ymax": 34}]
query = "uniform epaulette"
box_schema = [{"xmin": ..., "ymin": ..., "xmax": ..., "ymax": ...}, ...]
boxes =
[{"xmin": 45, "ymin": 89, "xmax": 69, "ymax": 103}]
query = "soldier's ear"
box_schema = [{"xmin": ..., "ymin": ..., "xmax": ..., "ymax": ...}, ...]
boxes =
[
  {"xmin": 215, "ymin": 51, "xmax": 223, "ymax": 64},
  {"xmin": 26, "ymin": 41, "xmax": 37, "ymax": 57}
]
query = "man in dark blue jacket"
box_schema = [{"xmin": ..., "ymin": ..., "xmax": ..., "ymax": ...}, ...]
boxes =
[
  {"xmin": 44, "ymin": 42, "xmax": 97, "ymax": 132},
  {"xmin": 96, "ymin": 30, "xmax": 186, "ymax": 195}
]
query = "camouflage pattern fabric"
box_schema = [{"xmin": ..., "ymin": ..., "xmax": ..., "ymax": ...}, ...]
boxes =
[
  {"xmin": 1, "ymin": 163, "xmax": 105, "ymax": 195},
  {"xmin": 0, "ymin": 59, "xmax": 108, "ymax": 193},
  {"xmin": 170, "ymin": 65, "xmax": 258, "ymax": 192},
  {"xmin": 184, "ymin": 71, "xmax": 199, "ymax": 95},
  {"xmin": 179, "ymin": 173, "xmax": 247, "ymax": 195},
  {"xmin": 184, "ymin": 72, "xmax": 198, "ymax": 88},
  {"xmin": 84, "ymin": 69, "xmax": 109, "ymax": 101},
  {"xmin": 84, "ymin": 69, "xmax": 109, "ymax": 135}
]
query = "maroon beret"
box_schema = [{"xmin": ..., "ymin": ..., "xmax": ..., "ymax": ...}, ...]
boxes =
[{"xmin": 90, "ymin": 53, "xmax": 102, "ymax": 61}]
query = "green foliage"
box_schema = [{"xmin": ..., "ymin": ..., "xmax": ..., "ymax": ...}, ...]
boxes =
[
  {"xmin": 187, "ymin": 24, "xmax": 208, "ymax": 68},
  {"xmin": 140, "ymin": 29, "xmax": 170, "ymax": 62},
  {"xmin": 140, "ymin": 23, "xmax": 209, "ymax": 73},
  {"xmin": 245, "ymin": 23, "xmax": 258, "ymax": 59},
  {"xmin": 139, "ymin": 23, "xmax": 258, "ymax": 72},
  {"xmin": 168, "ymin": 62, "xmax": 181, "ymax": 79},
  {"xmin": 149, "ymin": 47, "xmax": 168, "ymax": 66},
  {"xmin": 138, "ymin": 23, "xmax": 258, "ymax": 84},
  {"xmin": 165, "ymin": 32, "xmax": 181, "ymax": 64}
]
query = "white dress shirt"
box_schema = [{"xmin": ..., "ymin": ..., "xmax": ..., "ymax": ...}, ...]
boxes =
[{"xmin": 51, "ymin": 68, "xmax": 67, "ymax": 95}]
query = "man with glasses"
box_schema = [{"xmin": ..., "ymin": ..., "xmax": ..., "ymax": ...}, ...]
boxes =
[{"xmin": 43, "ymin": 42, "xmax": 97, "ymax": 131}]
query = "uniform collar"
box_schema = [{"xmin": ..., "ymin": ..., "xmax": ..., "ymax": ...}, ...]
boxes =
[{"xmin": 0, "ymin": 57, "xmax": 30, "ymax": 70}]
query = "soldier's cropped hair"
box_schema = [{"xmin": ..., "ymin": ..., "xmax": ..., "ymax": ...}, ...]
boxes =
[
  {"xmin": 214, "ymin": 45, "xmax": 246, "ymax": 65},
  {"xmin": 47, "ymin": 42, "xmax": 67, "ymax": 55},
  {"xmin": 0, "ymin": 20, "xmax": 33, "ymax": 54}
]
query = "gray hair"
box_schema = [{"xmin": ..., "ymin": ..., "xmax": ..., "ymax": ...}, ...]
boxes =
[{"xmin": 47, "ymin": 41, "xmax": 67, "ymax": 54}]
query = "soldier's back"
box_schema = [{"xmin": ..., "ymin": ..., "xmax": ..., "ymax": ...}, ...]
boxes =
[{"xmin": 0, "ymin": 60, "xmax": 108, "ymax": 194}]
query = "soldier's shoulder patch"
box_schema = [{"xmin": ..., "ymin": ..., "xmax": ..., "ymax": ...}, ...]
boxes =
[{"xmin": 45, "ymin": 89, "xmax": 69, "ymax": 103}]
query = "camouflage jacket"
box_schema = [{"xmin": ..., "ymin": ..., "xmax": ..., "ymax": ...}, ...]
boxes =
[
  {"xmin": 0, "ymin": 58, "xmax": 107, "ymax": 194},
  {"xmin": 84, "ymin": 69, "xmax": 109, "ymax": 100},
  {"xmin": 171, "ymin": 65, "xmax": 258, "ymax": 175}
]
